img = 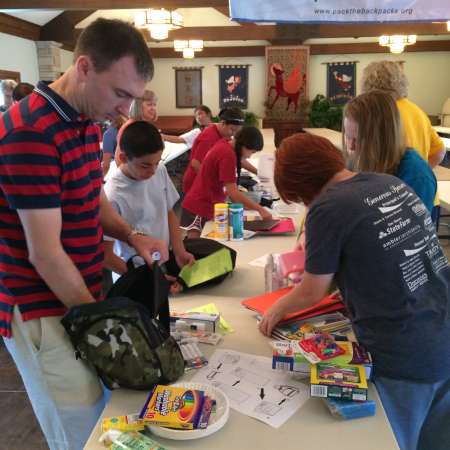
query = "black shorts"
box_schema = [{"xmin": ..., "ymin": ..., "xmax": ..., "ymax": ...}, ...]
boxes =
[{"xmin": 180, "ymin": 208, "xmax": 208, "ymax": 232}]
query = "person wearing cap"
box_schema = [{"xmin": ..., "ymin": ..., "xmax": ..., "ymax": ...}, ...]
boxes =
[{"xmin": 182, "ymin": 107, "xmax": 244, "ymax": 194}]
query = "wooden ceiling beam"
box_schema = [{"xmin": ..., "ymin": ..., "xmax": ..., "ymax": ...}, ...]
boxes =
[
  {"xmin": 150, "ymin": 46, "xmax": 265, "ymax": 58},
  {"xmin": 40, "ymin": 11, "xmax": 94, "ymax": 42},
  {"xmin": 309, "ymin": 39, "xmax": 450, "ymax": 55},
  {"xmin": 148, "ymin": 40, "xmax": 450, "ymax": 58},
  {"xmin": 0, "ymin": 0, "xmax": 228, "ymax": 9},
  {"xmin": 0, "ymin": 12, "xmax": 40, "ymax": 40}
]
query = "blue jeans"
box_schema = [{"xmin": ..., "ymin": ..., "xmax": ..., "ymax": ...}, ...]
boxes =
[{"xmin": 375, "ymin": 375, "xmax": 450, "ymax": 450}]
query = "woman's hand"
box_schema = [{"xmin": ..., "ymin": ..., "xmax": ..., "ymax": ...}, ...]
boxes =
[
  {"xmin": 259, "ymin": 207, "xmax": 273, "ymax": 221},
  {"xmin": 259, "ymin": 303, "xmax": 285, "ymax": 336}
]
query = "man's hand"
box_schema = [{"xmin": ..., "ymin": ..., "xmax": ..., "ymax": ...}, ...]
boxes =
[
  {"xmin": 127, "ymin": 234, "xmax": 169, "ymax": 266},
  {"xmin": 174, "ymin": 248, "xmax": 195, "ymax": 269}
]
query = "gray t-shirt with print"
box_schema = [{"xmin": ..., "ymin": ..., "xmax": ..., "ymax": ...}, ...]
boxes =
[{"xmin": 305, "ymin": 172, "xmax": 450, "ymax": 381}]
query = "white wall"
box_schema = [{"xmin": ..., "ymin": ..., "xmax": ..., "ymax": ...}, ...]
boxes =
[
  {"xmin": 151, "ymin": 50, "xmax": 450, "ymax": 117},
  {"xmin": 0, "ymin": 32, "xmax": 39, "ymax": 84},
  {"xmin": 2, "ymin": 32, "xmax": 448, "ymax": 117},
  {"xmin": 309, "ymin": 51, "xmax": 450, "ymax": 116},
  {"xmin": 60, "ymin": 48, "xmax": 74, "ymax": 73},
  {"xmin": 150, "ymin": 56, "xmax": 266, "ymax": 117}
]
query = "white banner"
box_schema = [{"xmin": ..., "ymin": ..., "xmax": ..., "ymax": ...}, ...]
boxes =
[{"xmin": 229, "ymin": 0, "xmax": 450, "ymax": 23}]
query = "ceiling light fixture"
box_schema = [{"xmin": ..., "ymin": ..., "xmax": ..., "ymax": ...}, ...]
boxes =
[
  {"xmin": 134, "ymin": 9, "xmax": 183, "ymax": 40},
  {"xmin": 379, "ymin": 35, "xmax": 417, "ymax": 54},
  {"xmin": 174, "ymin": 40, "xmax": 204, "ymax": 59}
]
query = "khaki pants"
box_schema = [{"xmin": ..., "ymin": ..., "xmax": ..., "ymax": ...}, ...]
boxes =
[{"xmin": 4, "ymin": 306, "xmax": 104, "ymax": 450}]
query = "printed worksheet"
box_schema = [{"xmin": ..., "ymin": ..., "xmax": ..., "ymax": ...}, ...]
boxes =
[{"xmin": 190, "ymin": 349, "xmax": 310, "ymax": 428}]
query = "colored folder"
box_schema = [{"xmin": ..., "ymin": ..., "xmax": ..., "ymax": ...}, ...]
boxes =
[{"xmin": 241, "ymin": 288, "xmax": 344, "ymax": 324}]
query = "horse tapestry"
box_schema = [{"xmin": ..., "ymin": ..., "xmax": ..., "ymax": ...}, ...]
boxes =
[
  {"xmin": 326, "ymin": 62, "xmax": 356, "ymax": 105},
  {"xmin": 265, "ymin": 45, "xmax": 309, "ymax": 120},
  {"xmin": 219, "ymin": 65, "xmax": 249, "ymax": 109}
]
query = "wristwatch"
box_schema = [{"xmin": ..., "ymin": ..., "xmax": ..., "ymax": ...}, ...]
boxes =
[{"xmin": 126, "ymin": 228, "xmax": 147, "ymax": 245}]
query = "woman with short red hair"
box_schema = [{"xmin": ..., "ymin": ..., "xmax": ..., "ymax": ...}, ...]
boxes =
[{"xmin": 260, "ymin": 133, "xmax": 450, "ymax": 450}]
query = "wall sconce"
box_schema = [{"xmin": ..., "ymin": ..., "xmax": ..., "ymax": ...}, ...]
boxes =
[
  {"xmin": 447, "ymin": 21, "xmax": 450, "ymax": 32},
  {"xmin": 174, "ymin": 40, "xmax": 204, "ymax": 59},
  {"xmin": 135, "ymin": 9, "xmax": 183, "ymax": 40},
  {"xmin": 379, "ymin": 35, "xmax": 417, "ymax": 54}
]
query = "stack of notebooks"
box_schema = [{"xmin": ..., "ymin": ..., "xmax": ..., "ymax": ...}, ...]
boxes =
[{"xmin": 241, "ymin": 287, "xmax": 345, "ymax": 325}]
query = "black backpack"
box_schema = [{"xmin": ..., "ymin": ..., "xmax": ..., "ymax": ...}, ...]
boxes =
[{"xmin": 106, "ymin": 258, "xmax": 172, "ymax": 330}]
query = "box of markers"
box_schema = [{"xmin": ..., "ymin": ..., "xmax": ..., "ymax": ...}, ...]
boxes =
[{"xmin": 310, "ymin": 362, "xmax": 368, "ymax": 402}]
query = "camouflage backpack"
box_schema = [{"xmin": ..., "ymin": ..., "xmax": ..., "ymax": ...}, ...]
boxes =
[{"xmin": 61, "ymin": 296, "xmax": 185, "ymax": 390}]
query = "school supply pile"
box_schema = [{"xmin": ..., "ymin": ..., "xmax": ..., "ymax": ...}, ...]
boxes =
[
  {"xmin": 271, "ymin": 338, "xmax": 372, "ymax": 379},
  {"xmin": 269, "ymin": 323, "xmax": 374, "ymax": 419}
]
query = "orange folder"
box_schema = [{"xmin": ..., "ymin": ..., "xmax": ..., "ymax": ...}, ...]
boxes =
[{"xmin": 241, "ymin": 287, "xmax": 345, "ymax": 324}]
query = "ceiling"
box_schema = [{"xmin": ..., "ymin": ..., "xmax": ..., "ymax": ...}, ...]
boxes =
[{"xmin": 0, "ymin": 2, "xmax": 449, "ymax": 56}]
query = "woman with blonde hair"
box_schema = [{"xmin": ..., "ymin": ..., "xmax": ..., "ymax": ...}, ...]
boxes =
[
  {"xmin": 361, "ymin": 60, "xmax": 444, "ymax": 168},
  {"xmin": 343, "ymin": 89, "xmax": 436, "ymax": 213},
  {"xmin": 113, "ymin": 90, "xmax": 158, "ymax": 169},
  {"xmin": 129, "ymin": 89, "xmax": 158, "ymax": 122}
]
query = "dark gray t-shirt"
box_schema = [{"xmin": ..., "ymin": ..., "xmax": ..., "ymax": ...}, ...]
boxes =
[{"xmin": 305, "ymin": 172, "xmax": 450, "ymax": 381}]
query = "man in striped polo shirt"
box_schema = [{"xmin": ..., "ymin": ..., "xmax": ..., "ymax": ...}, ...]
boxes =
[{"xmin": 0, "ymin": 19, "xmax": 168, "ymax": 450}]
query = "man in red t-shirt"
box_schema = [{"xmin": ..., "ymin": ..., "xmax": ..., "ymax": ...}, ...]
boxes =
[{"xmin": 182, "ymin": 107, "xmax": 244, "ymax": 194}]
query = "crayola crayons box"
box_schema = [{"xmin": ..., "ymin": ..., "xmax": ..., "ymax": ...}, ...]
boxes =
[
  {"xmin": 139, "ymin": 385, "xmax": 206, "ymax": 430},
  {"xmin": 310, "ymin": 362, "xmax": 368, "ymax": 402}
]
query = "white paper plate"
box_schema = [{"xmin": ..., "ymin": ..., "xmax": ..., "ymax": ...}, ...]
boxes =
[{"xmin": 147, "ymin": 382, "xmax": 230, "ymax": 440}]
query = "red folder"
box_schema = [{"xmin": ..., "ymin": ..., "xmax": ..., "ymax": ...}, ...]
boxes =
[{"xmin": 241, "ymin": 287, "xmax": 345, "ymax": 324}]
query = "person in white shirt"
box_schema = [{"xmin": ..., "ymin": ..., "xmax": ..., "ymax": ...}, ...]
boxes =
[
  {"xmin": 161, "ymin": 104, "xmax": 212, "ymax": 148},
  {"xmin": 104, "ymin": 120, "xmax": 194, "ymax": 285}
]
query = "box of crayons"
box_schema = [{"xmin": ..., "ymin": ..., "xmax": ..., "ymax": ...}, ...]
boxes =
[
  {"xmin": 310, "ymin": 362, "xmax": 368, "ymax": 402},
  {"xmin": 139, "ymin": 385, "xmax": 214, "ymax": 430}
]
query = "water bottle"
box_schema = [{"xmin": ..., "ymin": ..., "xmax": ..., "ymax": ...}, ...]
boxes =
[{"xmin": 229, "ymin": 203, "xmax": 244, "ymax": 241}]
